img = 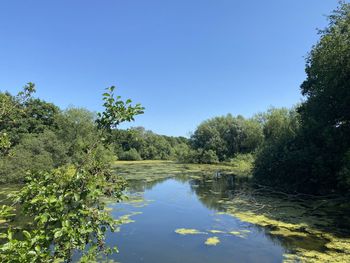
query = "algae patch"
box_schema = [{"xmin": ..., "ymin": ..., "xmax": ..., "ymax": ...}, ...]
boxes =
[
  {"xmin": 175, "ymin": 228, "xmax": 207, "ymax": 235},
  {"xmin": 217, "ymin": 201, "xmax": 350, "ymax": 262},
  {"xmin": 205, "ymin": 236, "xmax": 220, "ymax": 246},
  {"xmin": 209, "ymin": 230, "xmax": 225, "ymax": 234},
  {"xmin": 117, "ymin": 212, "xmax": 142, "ymax": 225},
  {"xmin": 229, "ymin": 231, "xmax": 246, "ymax": 238}
]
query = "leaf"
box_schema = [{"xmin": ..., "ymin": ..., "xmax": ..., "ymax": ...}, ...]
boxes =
[
  {"xmin": 54, "ymin": 230, "xmax": 63, "ymax": 239},
  {"xmin": 35, "ymin": 245, "xmax": 41, "ymax": 252},
  {"xmin": 23, "ymin": 230, "xmax": 31, "ymax": 239},
  {"xmin": 74, "ymin": 193, "xmax": 80, "ymax": 201}
]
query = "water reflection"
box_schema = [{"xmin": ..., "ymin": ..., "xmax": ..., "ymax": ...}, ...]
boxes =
[
  {"xmin": 109, "ymin": 178, "xmax": 283, "ymax": 263},
  {"xmin": 108, "ymin": 166, "xmax": 350, "ymax": 263}
]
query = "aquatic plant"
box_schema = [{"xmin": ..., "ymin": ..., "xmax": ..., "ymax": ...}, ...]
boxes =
[
  {"xmin": 205, "ymin": 237, "xmax": 220, "ymax": 246},
  {"xmin": 175, "ymin": 228, "xmax": 207, "ymax": 235}
]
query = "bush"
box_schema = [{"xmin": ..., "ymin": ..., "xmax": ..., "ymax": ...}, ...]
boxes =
[
  {"xmin": 229, "ymin": 153, "xmax": 254, "ymax": 176},
  {"xmin": 200, "ymin": 149, "xmax": 219, "ymax": 164},
  {"xmin": 180, "ymin": 148, "xmax": 219, "ymax": 164},
  {"xmin": 118, "ymin": 148, "xmax": 142, "ymax": 161},
  {"xmin": 0, "ymin": 130, "xmax": 68, "ymax": 183}
]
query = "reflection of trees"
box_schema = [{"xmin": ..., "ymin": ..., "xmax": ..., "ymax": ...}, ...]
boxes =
[
  {"xmin": 189, "ymin": 174, "xmax": 249, "ymax": 211},
  {"xmin": 187, "ymin": 174, "xmax": 350, "ymax": 253},
  {"xmin": 124, "ymin": 169, "xmax": 350, "ymax": 255},
  {"xmin": 126, "ymin": 177, "xmax": 170, "ymax": 193}
]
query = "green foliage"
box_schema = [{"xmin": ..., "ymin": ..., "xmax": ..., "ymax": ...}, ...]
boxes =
[
  {"xmin": 0, "ymin": 164, "xmax": 125, "ymax": 262},
  {"xmin": 55, "ymin": 107, "xmax": 109, "ymax": 165},
  {"xmin": 0, "ymin": 88, "xmax": 60, "ymax": 147},
  {"xmin": 253, "ymin": 2, "xmax": 350, "ymax": 194},
  {"xmin": 0, "ymin": 130, "xmax": 68, "ymax": 183},
  {"xmin": 96, "ymin": 86, "xmax": 144, "ymax": 131},
  {"xmin": 172, "ymin": 142, "xmax": 191, "ymax": 162},
  {"xmin": 0, "ymin": 132, "xmax": 11, "ymax": 156},
  {"xmin": 0, "ymin": 83, "xmax": 37, "ymax": 147},
  {"xmin": 229, "ymin": 153, "xmax": 254, "ymax": 176},
  {"xmin": 253, "ymin": 108, "xmax": 306, "ymax": 191},
  {"xmin": 0, "ymin": 96, "xmax": 115, "ymax": 183},
  {"xmin": 200, "ymin": 149, "xmax": 219, "ymax": 164},
  {"xmin": 189, "ymin": 114, "xmax": 263, "ymax": 162},
  {"xmin": 119, "ymin": 148, "xmax": 142, "ymax": 161},
  {"xmin": 180, "ymin": 148, "xmax": 219, "ymax": 164},
  {"xmin": 112, "ymin": 127, "xmax": 189, "ymax": 161},
  {"xmin": 297, "ymin": 2, "xmax": 350, "ymax": 192},
  {"xmin": 0, "ymin": 84, "xmax": 143, "ymax": 262}
]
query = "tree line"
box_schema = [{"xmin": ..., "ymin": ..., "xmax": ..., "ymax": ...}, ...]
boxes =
[
  {"xmin": 111, "ymin": 127, "xmax": 189, "ymax": 161},
  {"xmin": 1, "ymin": 3, "xmax": 350, "ymax": 197},
  {"xmin": 186, "ymin": 3, "xmax": 350, "ymax": 195},
  {"xmin": 0, "ymin": 86, "xmax": 116, "ymax": 184}
]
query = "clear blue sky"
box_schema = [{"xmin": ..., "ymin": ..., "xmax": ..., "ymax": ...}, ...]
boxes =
[{"xmin": 0, "ymin": 0, "xmax": 340, "ymax": 136}]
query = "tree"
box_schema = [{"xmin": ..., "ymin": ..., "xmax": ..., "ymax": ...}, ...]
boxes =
[
  {"xmin": 297, "ymin": 2, "xmax": 350, "ymax": 192},
  {"xmin": 0, "ymin": 85, "xmax": 144, "ymax": 262},
  {"xmin": 253, "ymin": 108, "xmax": 306, "ymax": 191},
  {"xmin": 190, "ymin": 114, "xmax": 263, "ymax": 162},
  {"xmin": 119, "ymin": 148, "xmax": 142, "ymax": 161},
  {"xmin": 0, "ymin": 130, "xmax": 68, "ymax": 183},
  {"xmin": 253, "ymin": 2, "xmax": 350, "ymax": 194}
]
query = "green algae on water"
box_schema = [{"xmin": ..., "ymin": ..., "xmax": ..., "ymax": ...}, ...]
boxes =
[
  {"xmin": 205, "ymin": 236, "xmax": 220, "ymax": 246},
  {"xmin": 117, "ymin": 212, "xmax": 142, "ymax": 225},
  {"xmin": 175, "ymin": 228, "xmax": 207, "ymax": 235},
  {"xmin": 217, "ymin": 199, "xmax": 350, "ymax": 262},
  {"xmin": 209, "ymin": 230, "xmax": 225, "ymax": 234},
  {"xmin": 229, "ymin": 231, "xmax": 246, "ymax": 238}
]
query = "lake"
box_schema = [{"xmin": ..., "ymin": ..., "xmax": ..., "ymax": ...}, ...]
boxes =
[{"xmin": 102, "ymin": 161, "xmax": 350, "ymax": 263}]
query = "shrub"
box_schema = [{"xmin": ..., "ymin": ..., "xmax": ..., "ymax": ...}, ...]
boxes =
[{"xmin": 119, "ymin": 148, "xmax": 142, "ymax": 161}]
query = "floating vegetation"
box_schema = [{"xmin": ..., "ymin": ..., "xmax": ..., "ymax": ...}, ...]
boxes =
[
  {"xmin": 205, "ymin": 236, "xmax": 220, "ymax": 246},
  {"xmin": 283, "ymin": 248, "xmax": 350, "ymax": 263},
  {"xmin": 113, "ymin": 160, "xmax": 248, "ymax": 182},
  {"xmin": 113, "ymin": 161, "xmax": 350, "ymax": 262},
  {"xmin": 175, "ymin": 228, "xmax": 207, "ymax": 235},
  {"xmin": 209, "ymin": 230, "xmax": 225, "ymax": 234},
  {"xmin": 126, "ymin": 198, "xmax": 144, "ymax": 203},
  {"xmin": 269, "ymin": 229, "xmax": 308, "ymax": 238},
  {"xmin": 229, "ymin": 231, "xmax": 245, "ymax": 238},
  {"xmin": 217, "ymin": 198, "xmax": 350, "ymax": 262},
  {"xmin": 117, "ymin": 212, "xmax": 142, "ymax": 225}
]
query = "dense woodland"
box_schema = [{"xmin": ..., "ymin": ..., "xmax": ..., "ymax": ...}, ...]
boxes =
[{"xmin": 0, "ymin": 2, "xmax": 349, "ymax": 262}]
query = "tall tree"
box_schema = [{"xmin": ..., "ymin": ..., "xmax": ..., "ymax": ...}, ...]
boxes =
[{"xmin": 298, "ymin": 2, "xmax": 350, "ymax": 191}]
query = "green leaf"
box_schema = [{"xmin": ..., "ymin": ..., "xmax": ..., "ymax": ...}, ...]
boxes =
[
  {"xmin": 23, "ymin": 230, "xmax": 31, "ymax": 239},
  {"xmin": 35, "ymin": 245, "xmax": 41, "ymax": 252},
  {"xmin": 54, "ymin": 230, "xmax": 63, "ymax": 239}
]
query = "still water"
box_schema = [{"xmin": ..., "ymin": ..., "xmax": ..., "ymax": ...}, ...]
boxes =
[
  {"xmin": 105, "ymin": 177, "xmax": 284, "ymax": 262},
  {"xmin": 101, "ymin": 162, "xmax": 350, "ymax": 263}
]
